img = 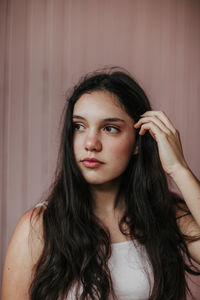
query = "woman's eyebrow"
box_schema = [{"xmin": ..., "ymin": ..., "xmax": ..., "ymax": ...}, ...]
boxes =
[{"xmin": 72, "ymin": 115, "xmax": 125, "ymax": 123}]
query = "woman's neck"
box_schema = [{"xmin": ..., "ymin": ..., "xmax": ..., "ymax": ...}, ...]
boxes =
[{"xmin": 90, "ymin": 177, "xmax": 125, "ymax": 218}]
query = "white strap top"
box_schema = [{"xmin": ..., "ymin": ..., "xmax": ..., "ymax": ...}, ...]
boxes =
[
  {"xmin": 108, "ymin": 240, "xmax": 154, "ymax": 299},
  {"xmin": 35, "ymin": 202, "xmax": 154, "ymax": 299}
]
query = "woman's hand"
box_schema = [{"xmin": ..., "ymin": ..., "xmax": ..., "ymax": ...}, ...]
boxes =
[{"xmin": 134, "ymin": 110, "xmax": 189, "ymax": 177}]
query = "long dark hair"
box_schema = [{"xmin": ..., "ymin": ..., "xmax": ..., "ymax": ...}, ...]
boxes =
[{"xmin": 29, "ymin": 66, "xmax": 200, "ymax": 300}]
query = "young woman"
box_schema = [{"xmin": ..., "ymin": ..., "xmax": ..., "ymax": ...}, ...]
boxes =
[{"xmin": 2, "ymin": 67, "xmax": 200, "ymax": 300}]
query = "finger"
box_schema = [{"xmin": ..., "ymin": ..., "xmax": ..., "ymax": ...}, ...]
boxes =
[
  {"xmin": 140, "ymin": 111, "xmax": 177, "ymax": 134},
  {"xmin": 134, "ymin": 116, "xmax": 171, "ymax": 135},
  {"xmin": 138, "ymin": 121, "xmax": 167, "ymax": 142}
]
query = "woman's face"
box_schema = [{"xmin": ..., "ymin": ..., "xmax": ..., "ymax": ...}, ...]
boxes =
[{"xmin": 73, "ymin": 90, "xmax": 138, "ymax": 186}]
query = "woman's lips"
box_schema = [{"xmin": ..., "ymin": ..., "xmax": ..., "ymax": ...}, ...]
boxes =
[{"xmin": 82, "ymin": 160, "xmax": 103, "ymax": 168}]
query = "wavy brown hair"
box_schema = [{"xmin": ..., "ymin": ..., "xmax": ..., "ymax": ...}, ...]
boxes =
[{"xmin": 29, "ymin": 66, "xmax": 200, "ymax": 300}]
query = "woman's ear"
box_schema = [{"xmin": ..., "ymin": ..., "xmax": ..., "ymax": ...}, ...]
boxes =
[{"xmin": 133, "ymin": 144, "xmax": 139, "ymax": 155}]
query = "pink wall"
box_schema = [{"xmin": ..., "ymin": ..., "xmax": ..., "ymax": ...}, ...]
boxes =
[{"xmin": 1, "ymin": 0, "xmax": 200, "ymax": 297}]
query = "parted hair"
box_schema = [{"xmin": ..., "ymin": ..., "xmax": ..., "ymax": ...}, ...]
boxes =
[{"xmin": 29, "ymin": 66, "xmax": 200, "ymax": 300}]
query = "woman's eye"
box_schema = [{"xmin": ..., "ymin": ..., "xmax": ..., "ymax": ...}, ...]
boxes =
[
  {"xmin": 73, "ymin": 123, "xmax": 84, "ymax": 131},
  {"xmin": 105, "ymin": 126, "xmax": 120, "ymax": 133}
]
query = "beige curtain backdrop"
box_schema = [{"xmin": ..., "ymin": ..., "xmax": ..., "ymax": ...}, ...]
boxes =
[{"xmin": 1, "ymin": 0, "xmax": 200, "ymax": 297}]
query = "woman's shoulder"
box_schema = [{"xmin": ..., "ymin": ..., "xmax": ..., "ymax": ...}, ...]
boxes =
[
  {"xmin": 15, "ymin": 204, "xmax": 45, "ymax": 242},
  {"xmin": 6, "ymin": 204, "xmax": 45, "ymax": 258},
  {"xmin": 1, "ymin": 205, "xmax": 45, "ymax": 299}
]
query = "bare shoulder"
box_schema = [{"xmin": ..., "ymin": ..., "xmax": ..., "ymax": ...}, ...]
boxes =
[
  {"xmin": 1, "ymin": 206, "xmax": 45, "ymax": 300},
  {"xmin": 174, "ymin": 197, "xmax": 200, "ymax": 265}
]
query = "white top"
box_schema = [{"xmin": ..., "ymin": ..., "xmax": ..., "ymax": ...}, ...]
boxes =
[
  {"xmin": 35, "ymin": 202, "xmax": 154, "ymax": 299},
  {"xmin": 108, "ymin": 240, "xmax": 154, "ymax": 299}
]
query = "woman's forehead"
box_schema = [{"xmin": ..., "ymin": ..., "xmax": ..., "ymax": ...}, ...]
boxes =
[{"xmin": 73, "ymin": 90, "xmax": 129, "ymax": 119}]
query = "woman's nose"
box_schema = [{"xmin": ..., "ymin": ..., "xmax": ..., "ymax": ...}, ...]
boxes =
[{"xmin": 84, "ymin": 133, "xmax": 102, "ymax": 152}]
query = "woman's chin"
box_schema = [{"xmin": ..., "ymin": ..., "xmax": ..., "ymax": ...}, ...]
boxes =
[
  {"xmin": 84, "ymin": 178, "xmax": 107, "ymax": 185},
  {"xmin": 84, "ymin": 175, "xmax": 122, "ymax": 187}
]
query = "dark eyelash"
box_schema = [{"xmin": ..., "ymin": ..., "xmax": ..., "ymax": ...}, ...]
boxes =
[
  {"xmin": 105, "ymin": 125, "xmax": 120, "ymax": 132},
  {"xmin": 72, "ymin": 123, "xmax": 120, "ymax": 133},
  {"xmin": 72, "ymin": 123, "xmax": 83, "ymax": 130}
]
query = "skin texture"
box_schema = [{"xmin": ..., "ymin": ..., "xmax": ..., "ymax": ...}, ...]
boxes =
[
  {"xmin": 73, "ymin": 90, "xmax": 138, "ymax": 187},
  {"xmin": 72, "ymin": 90, "xmax": 139, "ymax": 217}
]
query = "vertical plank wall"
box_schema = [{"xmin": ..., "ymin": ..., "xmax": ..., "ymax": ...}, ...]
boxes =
[{"xmin": 1, "ymin": 0, "xmax": 200, "ymax": 297}]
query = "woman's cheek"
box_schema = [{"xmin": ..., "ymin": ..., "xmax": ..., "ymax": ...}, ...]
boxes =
[
  {"xmin": 73, "ymin": 137, "xmax": 83, "ymax": 158},
  {"xmin": 107, "ymin": 141, "xmax": 133, "ymax": 161},
  {"xmin": 118, "ymin": 134, "xmax": 135, "ymax": 154}
]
